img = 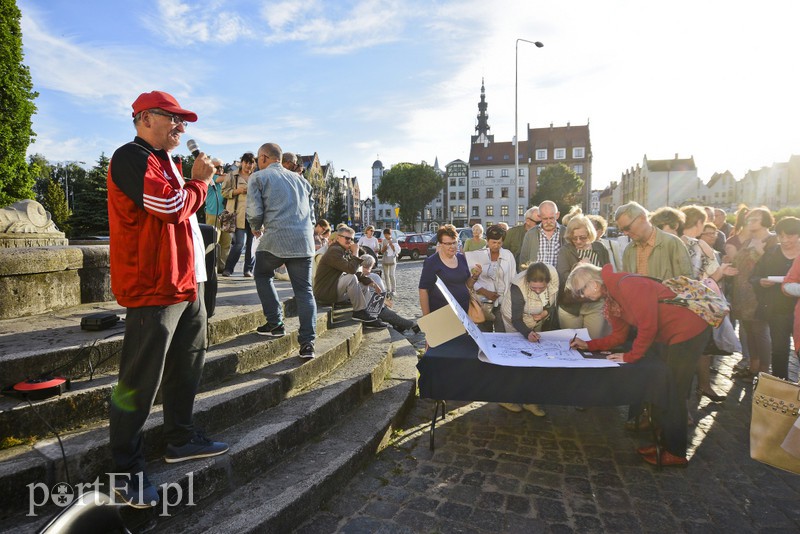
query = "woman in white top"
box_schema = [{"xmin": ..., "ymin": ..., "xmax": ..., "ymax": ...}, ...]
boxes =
[
  {"xmin": 466, "ymin": 225, "xmax": 517, "ymax": 332},
  {"xmin": 380, "ymin": 228, "xmax": 400, "ymax": 296},
  {"xmin": 357, "ymin": 226, "xmax": 380, "ymax": 252}
]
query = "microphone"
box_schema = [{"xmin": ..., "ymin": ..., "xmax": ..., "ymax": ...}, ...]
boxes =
[{"xmin": 186, "ymin": 139, "xmax": 200, "ymax": 157}]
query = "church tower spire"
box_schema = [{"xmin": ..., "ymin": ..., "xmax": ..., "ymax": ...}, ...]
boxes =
[{"xmin": 471, "ymin": 78, "xmax": 494, "ymax": 145}]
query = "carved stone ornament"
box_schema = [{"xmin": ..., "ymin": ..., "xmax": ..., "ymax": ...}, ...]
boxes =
[{"xmin": 0, "ymin": 200, "xmax": 67, "ymax": 248}]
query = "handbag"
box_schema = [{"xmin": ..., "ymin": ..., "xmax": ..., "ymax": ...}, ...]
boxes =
[
  {"xmin": 750, "ymin": 372, "xmax": 800, "ymax": 474},
  {"xmin": 468, "ymin": 296, "xmax": 485, "ymax": 323},
  {"xmin": 218, "ymin": 177, "xmax": 239, "ymax": 234}
]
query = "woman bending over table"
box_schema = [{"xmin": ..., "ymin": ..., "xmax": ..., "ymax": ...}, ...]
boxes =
[{"xmin": 566, "ymin": 263, "xmax": 711, "ymax": 468}]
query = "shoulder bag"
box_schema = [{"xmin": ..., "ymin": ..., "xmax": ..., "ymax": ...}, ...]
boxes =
[
  {"xmin": 217, "ymin": 176, "xmax": 238, "ymax": 233},
  {"xmin": 750, "ymin": 372, "xmax": 800, "ymax": 474}
]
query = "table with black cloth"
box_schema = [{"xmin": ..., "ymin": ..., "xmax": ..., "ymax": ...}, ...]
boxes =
[{"xmin": 417, "ymin": 334, "xmax": 676, "ymax": 455}]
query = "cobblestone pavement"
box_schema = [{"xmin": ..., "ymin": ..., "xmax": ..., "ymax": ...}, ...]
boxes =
[{"xmin": 297, "ymin": 259, "xmax": 800, "ymax": 534}]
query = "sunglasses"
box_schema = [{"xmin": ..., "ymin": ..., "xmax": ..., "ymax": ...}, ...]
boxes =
[{"xmin": 148, "ymin": 110, "xmax": 188, "ymax": 127}]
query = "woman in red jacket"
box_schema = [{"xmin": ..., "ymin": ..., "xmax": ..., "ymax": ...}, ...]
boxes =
[{"xmin": 567, "ymin": 263, "xmax": 711, "ymax": 467}]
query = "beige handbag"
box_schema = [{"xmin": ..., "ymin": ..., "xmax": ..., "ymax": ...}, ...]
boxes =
[{"xmin": 750, "ymin": 372, "xmax": 800, "ymax": 474}]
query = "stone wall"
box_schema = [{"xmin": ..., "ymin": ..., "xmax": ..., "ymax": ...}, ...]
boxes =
[{"xmin": 0, "ymin": 245, "xmax": 110, "ymax": 319}]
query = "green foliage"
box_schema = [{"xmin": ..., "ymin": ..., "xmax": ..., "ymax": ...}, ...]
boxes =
[
  {"xmin": 0, "ymin": 0, "xmax": 38, "ymax": 205},
  {"xmin": 326, "ymin": 176, "xmax": 348, "ymax": 226},
  {"xmin": 531, "ymin": 163, "xmax": 584, "ymax": 209},
  {"xmin": 42, "ymin": 179, "xmax": 70, "ymax": 234},
  {"xmin": 69, "ymin": 154, "xmax": 109, "ymax": 236},
  {"xmin": 375, "ymin": 162, "xmax": 445, "ymax": 228},
  {"xmin": 773, "ymin": 206, "xmax": 800, "ymax": 222}
]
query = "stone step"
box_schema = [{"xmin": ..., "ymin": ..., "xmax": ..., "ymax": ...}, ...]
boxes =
[
  {"xmin": 0, "ymin": 281, "xmax": 289, "ymax": 388},
  {"xmin": 1, "ymin": 329, "xmax": 418, "ymax": 533},
  {"xmin": 0, "ymin": 321, "xmax": 362, "ymax": 520},
  {"xmin": 0, "ymin": 312, "xmax": 330, "ymax": 443},
  {"xmin": 160, "ymin": 335, "xmax": 419, "ymax": 534}
]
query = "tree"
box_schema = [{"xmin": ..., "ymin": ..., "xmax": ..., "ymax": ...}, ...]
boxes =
[
  {"xmin": 0, "ymin": 0, "xmax": 38, "ymax": 206},
  {"xmin": 29, "ymin": 153, "xmax": 52, "ymax": 201},
  {"xmin": 375, "ymin": 162, "xmax": 445, "ymax": 229},
  {"xmin": 42, "ymin": 179, "xmax": 70, "ymax": 235},
  {"xmin": 326, "ymin": 177, "xmax": 348, "ymax": 227},
  {"xmin": 531, "ymin": 163, "xmax": 584, "ymax": 211},
  {"xmin": 70, "ymin": 154, "xmax": 109, "ymax": 236}
]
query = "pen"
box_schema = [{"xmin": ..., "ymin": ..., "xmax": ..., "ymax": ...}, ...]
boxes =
[
  {"xmin": 570, "ymin": 333, "xmax": 578, "ymax": 346},
  {"xmin": 520, "ymin": 350, "xmax": 532, "ymax": 356}
]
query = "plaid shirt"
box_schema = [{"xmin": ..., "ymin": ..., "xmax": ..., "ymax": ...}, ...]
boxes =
[{"xmin": 538, "ymin": 229, "xmax": 562, "ymax": 267}]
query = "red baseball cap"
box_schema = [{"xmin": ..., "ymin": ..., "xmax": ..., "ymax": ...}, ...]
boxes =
[{"xmin": 131, "ymin": 91, "xmax": 198, "ymax": 122}]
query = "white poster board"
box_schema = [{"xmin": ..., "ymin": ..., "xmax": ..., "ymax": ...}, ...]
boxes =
[{"xmin": 417, "ymin": 276, "xmax": 618, "ymax": 368}]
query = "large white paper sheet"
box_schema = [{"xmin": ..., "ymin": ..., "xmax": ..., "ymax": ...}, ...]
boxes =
[{"xmin": 426, "ymin": 277, "xmax": 618, "ymax": 368}]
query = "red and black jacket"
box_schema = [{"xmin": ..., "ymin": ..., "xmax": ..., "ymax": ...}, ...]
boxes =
[{"xmin": 107, "ymin": 136, "xmax": 207, "ymax": 307}]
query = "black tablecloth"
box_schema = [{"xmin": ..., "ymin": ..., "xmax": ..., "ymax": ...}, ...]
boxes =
[{"xmin": 417, "ymin": 334, "xmax": 674, "ymax": 408}]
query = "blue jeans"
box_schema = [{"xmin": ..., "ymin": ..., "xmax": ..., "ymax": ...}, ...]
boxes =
[
  {"xmin": 254, "ymin": 250, "xmax": 316, "ymax": 345},
  {"xmin": 224, "ymin": 221, "xmax": 255, "ymax": 274}
]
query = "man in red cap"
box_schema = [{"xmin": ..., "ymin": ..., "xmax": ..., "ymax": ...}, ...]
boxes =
[{"xmin": 107, "ymin": 90, "xmax": 228, "ymax": 508}]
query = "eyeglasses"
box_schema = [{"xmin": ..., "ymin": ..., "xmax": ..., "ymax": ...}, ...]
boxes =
[
  {"xmin": 576, "ymin": 281, "xmax": 595, "ymax": 298},
  {"xmin": 340, "ymin": 235, "xmax": 354, "ymax": 242},
  {"xmin": 572, "ymin": 235, "xmax": 590, "ymax": 242},
  {"xmin": 619, "ymin": 214, "xmax": 642, "ymax": 233},
  {"xmin": 148, "ymin": 110, "xmax": 188, "ymax": 127},
  {"xmin": 440, "ymin": 241, "xmax": 458, "ymax": 247},
  {"xmin": 526, "ymin": 218, "xmax": 539, "ymax": 223}
]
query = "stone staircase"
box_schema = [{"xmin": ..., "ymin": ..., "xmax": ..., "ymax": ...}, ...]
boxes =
[{"xmin": 0, "ymin": 279, "xmax": 418, "ymax": 533}]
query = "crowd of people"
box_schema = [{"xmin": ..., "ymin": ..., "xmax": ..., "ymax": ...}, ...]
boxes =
[
  {"xmin": 418, "ymin": 199, "xmax": 800, "ymax": 468},
  {"xmin": 105, "ymin": 90, "xmax": 798, "ymax": 510}
]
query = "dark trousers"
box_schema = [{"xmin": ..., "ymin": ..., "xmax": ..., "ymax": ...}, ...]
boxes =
[
  {"xmin": 109, "ymin": 284, "xmax": 207, "ymax": 473},
  {"xmin": 659, "ymin": 326, "xmax": 712, "ymax": 456},
  {"xmin": 224, "ymin": 221, "xmax": 255, "ymax": 274},
  {"xmin": 768, "ymin": 312, "xmax": 794, "ymax": 380}
]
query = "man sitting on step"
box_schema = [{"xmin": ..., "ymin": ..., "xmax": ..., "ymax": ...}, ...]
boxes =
[{"xmin": 313, "ymin": 225, "xmax": 387, "ymax": 328}]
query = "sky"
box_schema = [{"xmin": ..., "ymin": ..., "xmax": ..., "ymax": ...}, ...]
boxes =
[{"xmin": 18, "ymin": 0, "xmax": 800, "ymax": 195}]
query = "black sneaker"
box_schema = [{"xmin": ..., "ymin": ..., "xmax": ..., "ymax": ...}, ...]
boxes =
[
  {"xmin": 299, "ymin": 342, "xmax": 316, "ymax": 359},
  {"xmin": 351, "ymin": 310, "xmax": 376, "ymax": 322},
  {"xmin": 164, "ymin": 431, "xmax": 229, "ymax": 463},
  {"xmin": 256, "ymin": 322, "xmax": 285, "ymax": 337},
  {"xmin": 363, "ymin": 318, "xmax": 387, "ymax": 329},
  {"xmin": 111, "ymin": 471, "xmax": 159, "ymax": 508}
]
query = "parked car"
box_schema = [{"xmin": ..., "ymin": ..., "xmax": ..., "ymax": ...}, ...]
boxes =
[
  {"xmin": 426, "ymin": 234, "xmax": 439, "ymax": 257},
  {"xmin": 376, "ymin": 229, "xmax": 406, "ymax": 248},
  {"xmin": 398, "ymin": 233, "xmax": 431, "ymax": 260}
]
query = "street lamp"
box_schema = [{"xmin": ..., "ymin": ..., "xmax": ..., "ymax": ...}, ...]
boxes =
[
  {"xmin": 63, "ymin": 160, "xmax": 86, "ymax": 211},
  {"xmin": 515, "ymin": 39, "xmax": 543, "ymax": 226}
]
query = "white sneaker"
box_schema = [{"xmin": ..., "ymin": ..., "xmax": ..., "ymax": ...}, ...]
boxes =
[
  {"xmin": 499, "ymin": 402, "xmax": 523, "ymax": 413},
  {"xmin": 523, "ymin": 404, "xmax": 546, "ymax": 417}
]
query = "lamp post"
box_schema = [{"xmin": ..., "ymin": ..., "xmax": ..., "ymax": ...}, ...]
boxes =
[
  {"xmin": 63, "ymin": 160, "xmax": 86, "ymax": 211},
  {"xmin": 515, "ymin": 39, "xmax": 543, "ymax": 226}
]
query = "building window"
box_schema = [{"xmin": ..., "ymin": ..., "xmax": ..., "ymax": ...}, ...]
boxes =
[
  {"xmin": 487, "ymin": 170, "xmax": 494, "ymax": 177},
  {"xmin": 471, "ymin": 170, "xmax": 479, "ymax": 178},
  {"xmin": 536, "ymin": 149, "xmax": 547, "ymax": 160},
  {"xmin": 436, "ymin": 208, "xmax": 442, "ymax": 218},
  {"xmin": 501, "ymin": 205, "xmax": 509, "ymax": 217},
  {"xmin": 472, "ymin": 188, "xmax": 479, "ymax": 199},
  {"xmin": 458, "ymin": 178, "xmax": 465, "ymax": 186},
  {"xmin": 573, "ymin": 147, "xmax": 585, "ymax": 159},
  {"xmin": 518, "ymin": 205, "xmax": 524, "ymax": 216},
  {"xmin": 458, "ymin": 205, "xmax": 466, "ymax": 214},
  {"xmin": 501, "ymin": 187, "xmax": 509, "ymax": 198},
  {"xmin": 472, "ymin": 206, "xmax": 479, "ymax": 216},
  {"xmin": 501, "ymin": 169, "xmax": 509, "ymax": 177},
  {"xmin": 458, "ymin": 192, "xmax": 465, "ymax": 200},
  {"xmin": 573, "ymin": 164, "xmax": 583, "ymax": 174},
  {"xmin": 486, "ymin": 205, "xmax": 494, "ymax": 216},
  {"xmin": 504, "ymin": 154, "xmax": 510, "ymax": 160},
  {"xmin": 450, "ymin": 178, "xmax": 456, "ymax": 186},
  {"xmin": 537, "ymin": 166, "xmax": 545, "ymax": 175},
  {"xmin": 450, "ymin": 192, "xmax": 456, "ymax": 200},
  {"xmin": 554, "ymin": 148, "xmax": 566, "ymax": 160},
  {"xmin": 518, "ymin": 168, "xmax": 525, "ymax": 177},
  {"xmin": 486, "ymin": 188, "xmax": 494, "ymax": 199},
  {"xmin": 518, "ymin": 187, "xmax": 524, "ymax": 198}
]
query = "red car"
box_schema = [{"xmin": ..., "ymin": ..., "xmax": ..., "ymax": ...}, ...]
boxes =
[{"xmin": 398, "ymin": 233, "xmax": 431, "ymax": 260}]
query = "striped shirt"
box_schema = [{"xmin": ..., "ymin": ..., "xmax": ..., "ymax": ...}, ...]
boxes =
[{"xmin": 538, "ymin": 230, "xmax": 562, "ymax": 267}]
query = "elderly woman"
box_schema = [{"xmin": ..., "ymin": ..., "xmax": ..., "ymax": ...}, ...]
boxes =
[
  {"xmin": 783, "ymin": 255, "xmax": 800, "ymax": 376},
  {"xmin": 753, "ymin": 217, "xmax": 800, "ymax": 380},
  {"xmin": 419, "ymin": 224, "xmax": 478, "ymax": 315},
  {"xmin": 567, "ymin": 263, "xmax": 711, "ymax": 467},
  {"xmin": 496, "ymin": 262, "xmax": 557, "ymax": 417},
  {"xmin": 467, "ymin": 225, "xmax": 516, "ymax": 332},
  {"xmin": 730, "ymin": 207, "xmax": 777, "ymax": 380},
  {"xmin": 556, "ymin": 214, "xmax": 610, "ymax": 338},
  {"xmin": 464, "ymin": 224, "xmax": 487, "ymax": 252},
  {"xmin": 360, "ymin": 254, "xmax": 419, "ymax": 334}
]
